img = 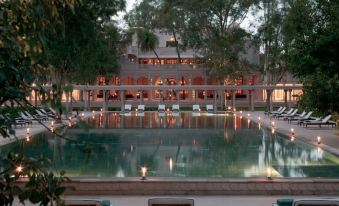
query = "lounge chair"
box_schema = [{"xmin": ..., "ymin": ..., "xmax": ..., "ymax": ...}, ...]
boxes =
[
  {"xmin": 301, "ymin": 115, "xmax": 336, "ymax": 128},
  {"xmin": 289, "ymin": 111, "xmax": 313, "ymax": 124},
  {"xmin": 206, "ymin": 104, "xmax": 214, "ymax": 113},
  {"xmin": 64, "ymin": 199, "xmax": 112, "ymax": 206},
  {"xmin": 24, "ymin": 111, "xmax": 47, "ymax": 122},
  {"xmin": 40, "ymin": 108, "xmax": 56, "ymax": 118},
  {"xmin": 1, "ymin": 114, "xmax": 26, "ymax": 128},
  {"xmin": 19, "ymin": 112, "xmax": 33, "ymax": 125},
  {"xmin": 148, "ymin": 198, "xmax": 194, "ymax": 206},
  {"xmin": 35, "ymin": 109, "xmax": 49, "ymax": 119},
  {"xmin": 192, "ymin": 104, "xmax": 200, "ymax": 112},
  {"xmin": 272, "ymin": 107, "xmax": 292, "ymax": 118},
  {"xmin": 172, "ymin": 104, "xmax": 180, "ymax": 113},
  {"xmin": 276, "ymin": 109, "xmax": 298, "ymax": 120},
  {"xmin": 269, "ymin": 107, "xmax": 287, "ymax": 117},
  {"xmin": 48, "ymin": 107, "xmax": 57, "ymax": 116},
  {"xmin": 265, "ymin": 106, "xmax": 283, "ymax": 116},
  {"xmin": 137, "ymin": 104, "xmax": 145, "ymax": 112},
  {"xmin": 124, "ymin": 104, "xmax": 132, "ymax": 113},
  {"xmin": 158, "ymin": 104, "xmax": 166, "ymax": 113},
  {"xmin": 273, "ymin": 198, "xmax": 339, "ymax": 206}
]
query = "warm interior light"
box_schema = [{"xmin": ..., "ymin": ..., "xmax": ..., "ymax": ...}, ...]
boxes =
[
  {"xmin": 141, "ymin": 166, "xmax": 147, "ymax": 180},
  {"xmin": 267, "ymin": 167, "xmax": 272, "ymax": 180}
]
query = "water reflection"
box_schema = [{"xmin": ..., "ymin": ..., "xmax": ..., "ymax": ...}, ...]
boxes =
[{"xmin": 0, "ymin": 112, "xmax": 339, "ymax": 178}]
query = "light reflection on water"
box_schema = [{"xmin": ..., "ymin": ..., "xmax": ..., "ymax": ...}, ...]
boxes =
[{"xmin": 1, "ymin": 112, "xmax": 339, "ymax": 178}]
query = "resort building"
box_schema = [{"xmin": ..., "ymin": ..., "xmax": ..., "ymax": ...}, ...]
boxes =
[{"xmin": 30, "ymin": 31, "xmax": 302, "ymax": 110}]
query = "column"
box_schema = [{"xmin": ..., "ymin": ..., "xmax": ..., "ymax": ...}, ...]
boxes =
[
  {"xmin": 284, "ymin": 89, "xmax": 288, "ymax": 107},
  {"xmin": 188, "ymin": 78, "xmax": 192, "ymax": 101},
  {"xmin": 232, "ymin": 91, "xmax": 236, "ymax": 109},
  {"xmin": 70, "ymin": 90, "xmax": 73, "ymax": 112},
  {"xmin": 148, "ymin": 78, "xmax": 152, "ymax": 103},
  {"xmin": 248, "ymin": 90, "xmax": 254, "ymax": 111},
  {"xmin": 84, "ymin": 90, "xmax": 88, "ymax": 111},
  {"xmin": 220, "ymin": 90, "xmax": 225, "ymax": 111},
  {"xmin": 121, "ymin": 90, "xmax": 125, "ymax": 111},
  {"xmin": 140, "ymin": 90, "xmax": 144, "ymax": 105},
  {"xmin": 103, "ymin": 90, "xmax": 107, "ymax": 112},
  {"xmin": 176, "ymin": 89, "xmax": 180, "ymax": 104},
  {"xmin": 213, "ymin": 90, "xmax": 217, "ymax": 112},
  {"xmin": 66, "ymin": 91, "xmax": 70, "ymax": 113},
  {"xmin": 288, "ymin": 89, "xmax": 292, "ymax": 108}
]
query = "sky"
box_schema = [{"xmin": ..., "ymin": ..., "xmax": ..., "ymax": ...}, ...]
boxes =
[{"xmin": 114, "ymin": 0, "xmax": 262, "ymax": 34}]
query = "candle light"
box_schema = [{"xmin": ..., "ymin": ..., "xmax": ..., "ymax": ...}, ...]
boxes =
[
  {"xmin": 141, "ymin": 166, "xmax": 147, "ymax": 180},
  {"xmin": 267, "ymin": 167, "xmax": 272, "ymax": 180}
]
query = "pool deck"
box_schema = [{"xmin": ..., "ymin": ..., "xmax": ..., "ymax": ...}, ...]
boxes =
[
  {"xmin": 14, "ymin": 195, "xmax": 339, "ymax": 206},
  {"xmin": 2, "ymin": 111, "xmax": 339, "ymax": 198}
]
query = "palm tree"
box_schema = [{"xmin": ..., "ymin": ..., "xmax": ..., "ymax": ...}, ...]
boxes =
[{"xmin": 137, "ymin": 30, "xmax": 161, "ymax": 63}]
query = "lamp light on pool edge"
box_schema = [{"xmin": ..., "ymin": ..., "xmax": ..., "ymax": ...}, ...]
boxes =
[
  {"xmin": 92, "ymin": 110, "xmax": 95, "ymax": 114},
  {"xmin": 228, "ymin": 106, "xmax": 231, "ymax": 110},
  {"xmin": 100, "ymin": 108, "xmax": 103, "ymax": 112},
  {"xmin": 247, "ymin": 113, "xmax": 250, "ymax": 118},
  {"xmin": 317, "ymin": 136, "xmax": 321, "ymax": 144},
  {"xmin": 291, "ymin": 135, "xmax": 295, "ymax": 142},
  {"xmin": 271, "ymin": 121, "xmax": 275, "ymax": 128},
  {"xmin": 16, "ymin": 165, "xmax": 23, "ymax": 173},
  {"xmin": 141, "ymin": 166, "xmax": 147, "ymax": 180},
  {"xmin": 26, "ymin": 128, "xmax": 30, "ymax": 135},
  {"xmin": 81, "ymin": 113, "xmax": 85, "ymax": 117},
  {"xmin": 240, "ymin": 111, "xmax": 243, "ymax": 114},
  {"xmin": 258, "ymin": 116, "xmax": 261, "ymax": 122},
  {"xmin": 135, "ymin": 108, "xmax": 138, "ymax": 112},
  {"xmin": 290, "ymin": 128, "xmax": 295, "ymax": 136},
  {"xmin": 267, "ymin": 167, "xmax": 272, "ymax": 180}
]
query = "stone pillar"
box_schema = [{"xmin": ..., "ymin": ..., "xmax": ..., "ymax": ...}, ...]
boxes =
[
  {"xmin": 140, "ymin": 90, "xmax": 144, "ymax": 104},
  {"xmin": 232, "ymin": 91, "xmax": 236, "ymax": 109},
  {"xmin": 288, "ymin": 89, "xmax": 292, "ymax": 108},
  {"xmin": 103, "ymin": 90, "xmax": 107, "ymax": 112},
  {"xmin": 220, "ymin": 90, "xmax": 225, "ymax": 111},
  {"xmin": 148, "ymin": 78, "xmax": 152, "ymax": 103},
  {"xmin": 121, "ymin": 90, "xmax": 125, "ymax": 111},
  {"xmin": 176, "ymin": 90, "xmax": 180, "ymax": 104},
  {"xmin": 213, "ymin": 90, "xmax": 217, "ymax": 112},
  {"xmin": 84, "ymin": 90, "xmax": 88, "ymax": 111},
  {"xmin": 188, "ymin": 78, "xmax": 192, "ymax": 101},
  {"xmin": 249, "ymin": 90, "xmax": 254, "ymax": 111},
  {"xmin": 284, "ymin": 89, "xmax": 288, "ymax": 107},
  {"xmin": 70, "ymin": 90, "xmax": 73, "ymax": 112}
]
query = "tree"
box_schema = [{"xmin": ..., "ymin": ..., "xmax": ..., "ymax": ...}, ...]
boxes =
[
  {"xmin": 283, "ymin": 0, "xmax": 339, "ymax": 114},
  {"xmin": 178, "ymin": 0, "xmax": 259, "ymax": 83},
  {"xmin": 44, "ymin": 0, "xmax": 124, "ymax": 116},
  {"xmin": 137, "ymin": 29, "xmax": 161, "ymax": 62},
  {"xmin": 256, "ymin": 0, "xmax": 291, "ymax": 111}
]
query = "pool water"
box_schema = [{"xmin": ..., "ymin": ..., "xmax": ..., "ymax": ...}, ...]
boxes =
[{"xmin": 1, "ymin": 112, "xmax": 339, "ymax": 178}]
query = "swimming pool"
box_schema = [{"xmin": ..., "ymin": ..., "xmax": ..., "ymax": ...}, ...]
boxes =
[{"xmin": 1, "ymin": 112, "xmax": 339, "ymax": 178}]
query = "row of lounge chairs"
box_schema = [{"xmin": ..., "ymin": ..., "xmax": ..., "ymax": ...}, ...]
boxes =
[
  {"xmin": 267, "ymin": 106, "xmax": 337, "ymax": 128},
  {"xmin": 1, "ymin": 107, "xmax": 57, "ymax": 128},
  {"xmin": 123, "ymin": 104, "xmax": 215, "ymax": 113}
]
